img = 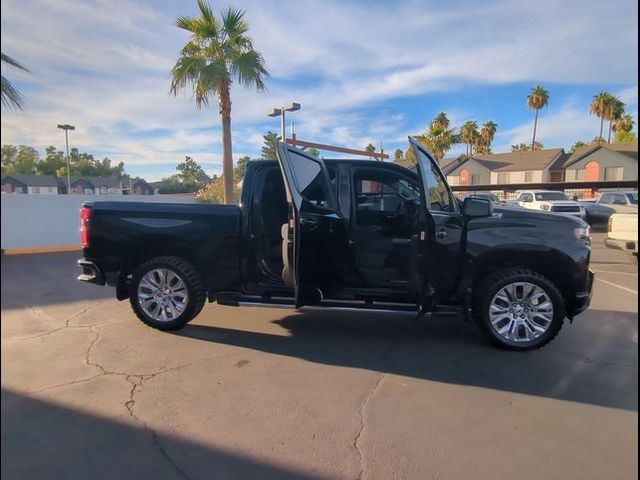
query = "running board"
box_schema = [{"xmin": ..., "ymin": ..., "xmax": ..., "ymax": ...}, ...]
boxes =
[{"xmin": 216, "ymin": 293, "xmax": 418, "ymax": 313}]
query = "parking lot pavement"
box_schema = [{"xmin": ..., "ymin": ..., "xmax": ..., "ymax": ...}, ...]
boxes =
[{"xmin": 1, "ymin": 232, "xmax": 637, "ymax": 480}]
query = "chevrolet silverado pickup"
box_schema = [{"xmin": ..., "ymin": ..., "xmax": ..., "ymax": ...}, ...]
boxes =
[{"xmin": 77, "ymin": 138, "xmax": 594, "ymax": 350}]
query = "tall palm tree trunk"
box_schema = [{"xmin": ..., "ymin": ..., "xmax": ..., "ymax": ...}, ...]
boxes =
[
  {"xmin": 598, "ymin": 117, "xmax": 604, "ymax": 140},
  {"xmin": 607, "ymin": 121, "xmax": 613, "ymax": 143},
  {"xmin": 531, "ymin": 109, "xmax": 539, "ymax": 148},
  {"xmin": 218, "ymin": 84, "xmax": 234, "ymax": 204}
]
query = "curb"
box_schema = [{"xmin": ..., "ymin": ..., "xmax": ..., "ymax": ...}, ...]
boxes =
[{"xmin": 1, "ymin": 245, "xmax": 81, "ymax": 256}]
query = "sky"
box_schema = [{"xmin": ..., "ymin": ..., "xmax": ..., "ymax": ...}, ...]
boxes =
[{"xmin": 1, "ymin": 0, "xmax": 638, "ymax": 181}]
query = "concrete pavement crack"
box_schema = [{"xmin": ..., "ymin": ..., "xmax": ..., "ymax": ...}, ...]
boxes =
[
  {"xmin": 124, "ymin": 375, "xmax": 191, "ymax": 480},
  {"xmin": 354, "ymin": 372, "xmax": 387, "ymax": 480}
]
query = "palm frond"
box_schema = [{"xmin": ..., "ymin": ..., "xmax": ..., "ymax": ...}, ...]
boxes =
[
  {"xmin": 222, "ymin": 7, "xmax": 249, "ymax": 38},
  {"xmin": 1, "ymin": 75, "xmax": 25, "ymax": 109},
  {"xmin": 229, "ymin": 50, "xmax": 269, "ymax": 91},
  {"xmin": 1, "ymin": 52, "xmax": 30, "ymax": 73}
]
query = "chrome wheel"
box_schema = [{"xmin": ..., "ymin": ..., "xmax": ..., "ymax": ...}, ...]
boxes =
[
  {"xmin": 489, "ymin": 282, "xmax": 554, "ymax": 344},
  {"xmin": 137, "ymin": 268, "xmax": 189, "ymax": 322}
]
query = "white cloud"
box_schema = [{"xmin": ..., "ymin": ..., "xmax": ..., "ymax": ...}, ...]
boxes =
[{"xmin": 1, "ymin": 0, "xmax": 638, "ymax": 177}]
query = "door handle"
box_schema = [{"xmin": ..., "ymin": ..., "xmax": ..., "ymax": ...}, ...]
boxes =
[{"xmin": 436, "ymin": 230, "xmax": 447, "ymax": 239}]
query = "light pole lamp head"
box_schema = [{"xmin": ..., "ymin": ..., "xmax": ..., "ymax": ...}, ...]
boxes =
[
  {"xmin": 266, "ymin": 108, "xmax": 282, "ymax": 117},
  {"xmin": 283, "ymin": 102, "xmax": 301, "ymax": 112},
  {"xmin": 57, "ymin": 124, "xmax": 75, "ymax": 131}
]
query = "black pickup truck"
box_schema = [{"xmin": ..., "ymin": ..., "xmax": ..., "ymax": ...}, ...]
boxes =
[{"xmin": 78, "ymin": 138, "xmax": 593, "ymax": 350}]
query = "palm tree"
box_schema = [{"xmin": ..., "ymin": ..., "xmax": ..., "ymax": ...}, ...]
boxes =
[
  {"xmin": 612, "ymin": 113, "xmax": 635, "ymax": 135},
  {"xmin": 414, "ymin": 113, "xmax": 457, "ymax": 161},
  {"xmin": 477, "ymin": 121, "xmax": 498, "ymax": 154},
  {"xmin": 589, "ymin": 92, "xmax": 611, "ymax": 142},
  {"xmin": 1, "ymin": 52, "xmax": 30, "ymax": 110},
  {"xmin": 526, "ymin": 85, "xmax": 549, "ymax": 149},
  {"xmin": 460, "ymin": 121, "xmax": 479, "ymax": 155},
  {"xmin": 605, "ymin": 96, "xmax": 625, "ymax": 143},
  {"xmin": 170, "ymin": 1, "xmax": 269, "ymax": 204}
]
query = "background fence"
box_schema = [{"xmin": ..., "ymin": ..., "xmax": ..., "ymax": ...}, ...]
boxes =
[
  {"xmin": 1, "ymin": 194, "xmax": 197, "ymax": 250},
  {"xmin": 450, "ymin": 180, "xmax": 638, "ymax": 201}
]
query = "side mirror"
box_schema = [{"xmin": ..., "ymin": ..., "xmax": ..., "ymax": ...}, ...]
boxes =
[{"xmin": 463, "ymin": 197, "xmax": 493, "ymax": 219}]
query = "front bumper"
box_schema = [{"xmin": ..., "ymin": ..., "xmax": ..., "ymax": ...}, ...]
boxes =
[
  {"xmin": 569, "ymin": 268, "xmax": 594, "ymax": 317},
  {"xmin": 605, "ymin": 237, "xmax": 638, "ymax": 253},
  {"xmin": 77, "ymin": 258, "xmax": 105, "ymax": 285}
]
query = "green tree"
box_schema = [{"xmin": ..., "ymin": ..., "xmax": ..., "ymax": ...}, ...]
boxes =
[
  {"xmin": 477, "ymin": 121, "xmax": 498, "ymax": 154},
  {"xmin": 614, "ymin": 130, "xmax": 638, "ymax": 143},
  {"xmin": 234, "ymin": 155, "xmax": 251, "ymax": 178},
  {"xmin": 511, "ymin": 142, "xmax": 543, "ymax": 152},
  {"xmin": 365, "ymin": 143, "xmax": 376, "ymax": 158},
  {"xmin": 36, "ymin": 146, "xmax": 66, "ymax": 175},
  {"xmin": 393, "ymin": 149, "xmax": 404, "ymax": 163},
  {"xmin": 589, "ymin": 92, "xmax": 612, "ymax": 141},
  {"xmin": 612, "ymin": 113, "xmax": 635, "ymax": 135},
  {"xmin": 460, "ymin": 121, "xmax": 479, "ymax": 155},
  {"xmin": 170, "ymin": 1, "xmax": 269, "ymax": 204},
  {"xmin": 1, "ymin": 52, "xmax": 30, "ymax": 110},
  {"xmin": 414, "ymin": 112, "xmax": 457, "ymax": 161},
  {"xmin": 176, "ymin": 156, "xmax": 210, "ymax": 183},
  {"xmin": 306, "ymin": 147, "xmax": 320, "ymax": 157},
  {"xmin": 1, "ymin": 144, "xmax": 39, "ymax": 173},
  {"xmin": 570, "ymin": 140, "xmax": 587, "ymax": 153},
  {"xmin": 604, "ymin": 96, "xmax": 625, "ymax": 143},
  {"xmin": 527, "ymin": 85, "xmax": 549, "ymax": 149},
  {"xmin": 261, "ymin": 131, "xmax": 278, "ymax": 160}
]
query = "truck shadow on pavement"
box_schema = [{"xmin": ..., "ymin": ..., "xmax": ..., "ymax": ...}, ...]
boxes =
[
  {"xmin": 1, "ymin": 388, "xmax": 324, "ymax": 480},
  {"xmin": 175, "ymin": 308, "xmax": 638, "ymax": 412}
]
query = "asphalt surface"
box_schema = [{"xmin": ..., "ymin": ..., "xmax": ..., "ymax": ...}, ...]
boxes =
[{"xmin": 1, "ymin": 232, "xmax": 637, "ymax": 479}]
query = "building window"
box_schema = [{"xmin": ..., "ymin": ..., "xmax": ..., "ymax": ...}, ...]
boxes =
[
  {"xmin": 604, "ymin": 167, "xmax": 623, "ymax": 181},
  {"xmin": 524, "ymin": 171, "xmax": 534, "ymax": 182},
  {"xmin": 575, "ymin": 169, "xmax": 586, "ymax": 180},
  {"xmin": 459, "ymin": 169, "xmax": 469, "ymax": 185},
  {"xmin": 470, "ymin": 174, "xmax": 482, "ymax": 185},
  {"xmin": 497, "ymin": 172, "xmax": 510, "ymax": 184}
]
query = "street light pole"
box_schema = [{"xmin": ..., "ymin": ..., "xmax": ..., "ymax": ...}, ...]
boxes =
[
  {"xmin": 267, "ymin": 102, "xmax": 301, "ymax": 143},
  {"xmin": 57, "ymin": 124, "xmax": 75, "ymax": 194}
]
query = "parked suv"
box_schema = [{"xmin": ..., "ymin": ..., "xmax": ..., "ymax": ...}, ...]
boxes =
[{"xmin": 517, "ymin": 190, "xmax": 585, "ymax": 218}]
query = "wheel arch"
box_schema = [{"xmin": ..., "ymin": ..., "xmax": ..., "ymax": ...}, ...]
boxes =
[{"xmin": 463, "ymin": 247, "xmax": 577, "ymax": 307}]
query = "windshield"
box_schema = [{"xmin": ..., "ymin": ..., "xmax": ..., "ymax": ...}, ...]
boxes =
[
  {"xmin": 535, "ymin": 192, "xmax": 570, "ymax": 201},
  {"xmin": 627, "ymin": 193, "xmax": 638, "ymax": 205}
]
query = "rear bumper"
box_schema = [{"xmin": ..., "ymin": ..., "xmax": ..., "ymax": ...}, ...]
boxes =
[
  {"xmin": 605, "ymin": 237, "xmax": 638, "ymax": 253},
  {"xmin": 569, "ymin": 269, "xmax": 594, "ymax": 317},
  {"xmin": 77, "ymin": 258, "xmax": 105, "ymax": 285}
]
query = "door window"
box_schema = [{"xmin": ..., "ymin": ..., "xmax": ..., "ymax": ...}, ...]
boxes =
[
  {"xmin": 354, "ymin": 174, "xmax": 420, "ymax": 219},
  {"xmin": 287, "ymin": 151, "xmax": 330, "ymax": 207},
  {"xmin": 414, "ymin": 149, "xmax": 455, "ymax": 212}
]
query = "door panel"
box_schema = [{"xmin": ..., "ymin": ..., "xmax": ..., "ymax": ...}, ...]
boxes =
[
  {"xmin": 408, "ymin": 137, "xmax": 464, "ymax": 303},
  {"xmin": 275, "ymin": 143, "xmax": 349, "ymax": 307}
]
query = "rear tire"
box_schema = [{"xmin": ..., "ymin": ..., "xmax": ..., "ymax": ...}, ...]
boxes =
[
  {"xmin": 129, "ymin": 256, "xmax": 205, "ymax": 330},
  {"xmin": 473, "ymin": 268, "xmax": 565, "ymax": 351}
]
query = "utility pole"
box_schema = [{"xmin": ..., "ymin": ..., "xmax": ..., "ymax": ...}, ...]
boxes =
[{"xmin": 57, "ymin": 124, "xmax": 75, "ymax": 194}]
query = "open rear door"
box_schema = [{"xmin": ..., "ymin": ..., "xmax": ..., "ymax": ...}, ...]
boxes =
[{"xmin": 275, "ymin": 142, "xmax": 348, "ymax": 307}]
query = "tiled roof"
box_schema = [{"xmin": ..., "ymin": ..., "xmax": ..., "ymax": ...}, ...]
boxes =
[{"xmin": 556, "ymin": 142, "xmax": 638, "ymax": 169}]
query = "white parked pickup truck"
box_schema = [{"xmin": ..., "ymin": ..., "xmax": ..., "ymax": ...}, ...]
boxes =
[
  {"xmin": 605, "ymin": 213, "xmax": 638, "ymax": 263},
  {"xmin": 516, "ymin": 190, "xmax": 585, "ymax": 218}
]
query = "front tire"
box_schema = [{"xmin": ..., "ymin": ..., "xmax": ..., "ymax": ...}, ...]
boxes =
[
  {"xmin": 130, "ymin": 256, "xmax": 205, "ymax": 330},
  {"xmin": 473, "ymin": 268, "xmax": 565, "ymax": 351}
]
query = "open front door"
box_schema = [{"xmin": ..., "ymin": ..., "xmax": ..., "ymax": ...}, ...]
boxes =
[
  {"xmin": 408, "ymin": 136, "xmax": 464, "ymax": 306},
  {"xmin": 275, "ymin": 142, "xmax": 348, "ymax": 307}
]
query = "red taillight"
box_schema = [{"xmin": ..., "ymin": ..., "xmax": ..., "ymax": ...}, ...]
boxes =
[{"xmin": 80, "ymin": 207, "xmax": 92, "ymax": 248}]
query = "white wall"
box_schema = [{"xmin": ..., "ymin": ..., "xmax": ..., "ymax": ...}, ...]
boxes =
[
  {"xmin": 27, "ymin": 186, "xmax": 59, "ymax": 195},
  {"xmin": 1, "ymin": 194, "xmax": 197, "ymax": 249}
]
